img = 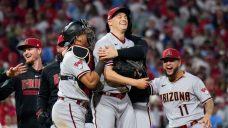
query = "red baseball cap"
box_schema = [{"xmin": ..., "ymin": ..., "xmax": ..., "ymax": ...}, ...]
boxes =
[
  {"xmin": 161, "ymin": 48, "xmax": 181, "ymax": 60},
  {"xmin": 107, "ymin": 7, "xmax": 130, "ymax": 20},
  {"xmin": 57, "ymin": 35, "xmax": 65, "ymax": 45},
  {"xmin": 17, "ymin": 38, "xmax": 42, "ymax": 50}
]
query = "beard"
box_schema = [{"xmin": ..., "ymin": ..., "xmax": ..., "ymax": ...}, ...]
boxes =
[
  {"xmin": 25, "ymin": 59, "xmax": 34, "ymax": 66},
  {"xmin": 165, "ymin": 67, "xmax": 179, "ymax": 77}
]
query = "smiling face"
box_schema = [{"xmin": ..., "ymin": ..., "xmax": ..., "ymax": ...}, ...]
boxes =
[
  {"xmin": 108, "ymin": 12, "xmax": 128, "ymax": 33},
  {"xmin": 22, "ymin": 47, "xmax": 42, "ymax": 65},
  {"xmin": 162, "ymin": 58, "xmax": 181, "ymax": 77}
]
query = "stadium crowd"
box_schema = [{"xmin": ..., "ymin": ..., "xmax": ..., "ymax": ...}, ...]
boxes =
[{"xmin": 0, "ymin": 0, "xmax": 228, "ymax": 127}]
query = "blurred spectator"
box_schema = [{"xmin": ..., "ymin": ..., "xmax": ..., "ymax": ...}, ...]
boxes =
[
  {"xmin": 211, "ymin": 98, "xmax": 223, "ymax": 128},
  {"xmin": 149, "ymin": 95, "xmax": 167, "ymax": 128},
  {"xmin": 0, "ymin": 96, "xmax": 16, "ymax": 127}
]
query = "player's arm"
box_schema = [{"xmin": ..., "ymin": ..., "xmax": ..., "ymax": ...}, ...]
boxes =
[
  {"xmin": 199, "ymin": 98, "xmax": 214, "ymax": 127},
  {"xmin": 193, "ymin": 78, "xmax": 214, "ymax": 128},
  {"xmin": 148, "ymin": 78, "xmax": 160, "ymax": 95},
  {"xmin": 37, "ymin": 69, "xmax": 50, "ymax": 111},
  {"xmin": 36, "ymin": 70, "xmax": 49, "ymax": 121},
  {"xmin": 94, "ymin": 41, "xmax": 149, "ymax": 89},
  {"xmin": 0, "ymin": 63, "xmax": 27, "ymax": 83},
  {"xmin": 204, "ymin": 99, "xmax": 214, "ymax": 118},
  {"xmin": 0, "ymin": 78, "xmax": 16, "ymax": 100},
  {"xmin": 79, "ymin": 61, "xmax": 104, "ymax": 89},
  {"xmin": 118, "ymin": 35, "xmax": 148, "ymax": 60},
  {"xmin": 104, "ymin": 66, "xmax": 149, "ymax": 89},
  {"xmin": 36, "ymin": 69, "xmax": 50, "ymax": 124},
  {"xmin": 69, "ymin": 45, "xmax": 104, "ymax": 89},
  {"xmin": 98, "ymin": 35, "xmax": 148, "ymax": 60}
]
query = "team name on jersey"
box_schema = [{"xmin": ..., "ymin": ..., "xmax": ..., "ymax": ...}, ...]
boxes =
[
  {"xmin": 21, "ymin": 79, "xmax": 41, "ymax": 95},
  {"xmin": 22, "ymin": 79, "xmax": 41, "ymax": 90},
  {"xmin": 160, "ymin": 92, "xmax": 190, "ymax": 103}
]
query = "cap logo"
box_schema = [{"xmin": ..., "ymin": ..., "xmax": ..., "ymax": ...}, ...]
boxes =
[
  {"xmin": 25, "ymin": 40, "xmax": 28, "ymax": 45},
  {"xmin": 166, "ymin": 50, "xmax": 172, "ymax": 56},
  {"xmin": 108, "ymin": 15, "xmax": 111, "ymax": 20}
]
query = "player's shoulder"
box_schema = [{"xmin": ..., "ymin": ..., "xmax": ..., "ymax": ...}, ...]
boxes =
[
  {"xmin": 183, "ymin": 71, "xmax": 203, "ymax": 84},
  {"xmin": 96, "ymin": 33, "xmax": 111, "ymax": 45},
  {"xmin": 43, "ymin": 61, "xmax": 59, "ymax": 71},
  {"xmin": 128, "ymin": 34, "xmax": 142, "ymax": 41},
  {"xmin": 62, "ymin": 49, "xmax": 75, "ymax": 62},
  {"xmin": 151, "ymin": 76, "xmax": 166, "ymax": 85},
  {"xmin": 64, "ymin": 50, "xmax": 72, "ymax": 58},
  {"xmin": 184, "ymin": 72, "xmax": 199, "ymax": 80}
]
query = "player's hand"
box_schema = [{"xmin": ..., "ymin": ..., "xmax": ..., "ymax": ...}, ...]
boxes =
[
  {"xmin": 133, "ymin": 77, "xmax": 149, "ymax": 89},
  {"xmin": 6, "ymin": 63, "xmax": 27, "ymax": 77},
  {"xmin": 198, "ymin": 114, "xmax": 212, "ymax": 128},
  {"xmin": 36, "ymin": 108, "xmax": 49, "ymax": 125},
  {"xmin": 98, "ymin": 46, "xmax": 118, "ymax": 61}
]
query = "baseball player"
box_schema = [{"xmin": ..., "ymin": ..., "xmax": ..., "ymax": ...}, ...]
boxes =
[
  {"xmin": 149, "ymin": 48, "xmax": 214, "ymax": 128},
  {"xmin": 36, "ymin": 34, "xmax": 69, "ymax": 128},
  {"xmin": 0, "ymin": 38, "xmax": 44, "ymax": 128},
  {"xmin": 98, "ymin": 34, "xmax": 153, "ymax": 128},
  {"xmin": 52, "ymin": 20, "xmax": 104, "ymax": 128},
  {"xmin": 92, "ymin": 7, "xmax": 149, "ymax": 128},
  {"xmin": 0, "ymin": 63, "xmax": 27, "ymax": 82}
]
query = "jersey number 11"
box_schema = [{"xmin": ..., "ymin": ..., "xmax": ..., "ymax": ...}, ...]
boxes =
[{"xmin": 178, "ymin": 104, "xmax": 189, "ymax": 116}]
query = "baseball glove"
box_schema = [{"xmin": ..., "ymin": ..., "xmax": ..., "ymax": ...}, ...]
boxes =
[{"xmin": 112, "ymin": 59, "xmax": 147, "ymax": 79}]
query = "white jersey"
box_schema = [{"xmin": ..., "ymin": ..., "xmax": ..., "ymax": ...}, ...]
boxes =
[
  {"xmin": 149, "ymin": 72, "xmax": 212, "ymax": 127},
  {"xmin": 58, "ymin": 47, "xmax": 91, "ymax": 101},
  {"xmin": 93, "ymin": 32, "xmax": 134, "ymax": 93}
]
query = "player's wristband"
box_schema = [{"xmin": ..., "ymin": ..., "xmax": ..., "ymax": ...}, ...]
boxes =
[{"xmin": 94, "ymin": 61, "xmax": 104, "ymax": 76}]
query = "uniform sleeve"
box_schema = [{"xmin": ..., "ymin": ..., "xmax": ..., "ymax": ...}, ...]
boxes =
[
  {"xmin": 117, "ymin": 36, "xmax": 148, "ymax": 60},
  {"xmin": 0, "ymin": 72, "xmax": 10, "ymax": 83},
  {"xmin": 0, "ymin": 78, "xmax": 15, "ymax": 101},
  {"xmin": 93, "ymin": 41, "xmax": 102, "ymax": 64},
  {"xmin": 37, "ymin": 69, "xmax": 50, "ymax": 110},
  {"xmin": 193, "ymin": 77, "xmax": 212, "ymax": 104},
  {"xmin": 149, "ymin": 78, "xmax": 160, "ymax": 95},
  {"xmin": 63, "ymin": 53, "xmax": 91, "ymax": 79}
]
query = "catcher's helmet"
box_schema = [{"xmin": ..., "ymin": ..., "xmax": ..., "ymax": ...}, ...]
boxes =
[{"xmin": 62, "ymin": 19, "xmax": 95, "ymax": 47}]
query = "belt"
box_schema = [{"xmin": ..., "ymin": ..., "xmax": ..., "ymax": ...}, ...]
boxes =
[
  {"xmin": 178, "ymin": 120, "xmax": 198, "ymax": 128},
  {"xmin": 60, "ymin": 75, "xmax": 76, "ymax": 80},
  {"xmin": 99, "ymin": 92, "xmax": 126, "ymax": 100},
  {"xmin": 58, "ymin": 97, "xmax": 89, "ymax": 109}
]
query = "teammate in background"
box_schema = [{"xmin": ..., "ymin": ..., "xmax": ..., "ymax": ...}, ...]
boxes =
[
  {"xmin": 149, "ymin": 48, "xmax": 214, "ymax": 128},
  {"xmin": 52, "ymin": 20, "xmax": 103, "ymax": 128},
  {"xmin": 0, "ymin": 63, "xmax": 27, "ymax": 82},
  {"xmin": 0, "ymin": 38, "xmax": 44, "ymax": 128},
  {"xmin": 36, "ymin": 35, "xmax": 69, "ymax": 128},
  {"xmin": 92, "ymin": 7, "xmax": 149, "ymax": 128}
]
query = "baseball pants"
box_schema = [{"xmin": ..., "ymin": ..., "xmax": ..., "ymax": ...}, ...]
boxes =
[
  {"xmin": 133, "ymin": 102, "xmax": 152, "ymax": 128},
  {"xmin": 52, "ymin": 98, "xmax": 87, "ymax": 128},
  {"xmin": 92, "ymin": 93, "xmax": 136, "ymax": 128}
]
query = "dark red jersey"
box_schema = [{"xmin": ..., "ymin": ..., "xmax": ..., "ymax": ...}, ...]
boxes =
[{"xmin": 0, "ymin": 65, "xmax": 42, "ymax": 128}]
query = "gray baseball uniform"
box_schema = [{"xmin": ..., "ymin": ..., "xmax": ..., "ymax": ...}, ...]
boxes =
[
  {"xmin": 92, "ymin": 32, "xmax": 136, "ymax": 128},
  {"xmin": 149, "ymin": 72, "xmax": 212, "ymax": 127},
  {"xmin": 52, "ymin": 46, "xmax": 91, "ymax": 128}
]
